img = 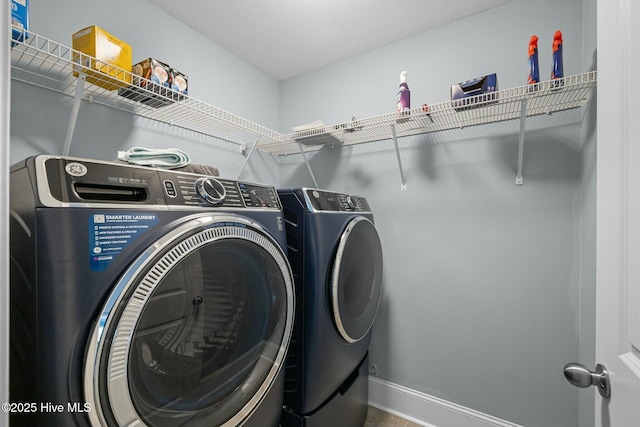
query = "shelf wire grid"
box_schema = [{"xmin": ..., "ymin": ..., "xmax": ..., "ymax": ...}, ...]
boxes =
[
  {"xmin": 10, "ymin": 29, "xmax": 596, "ymax": 157},
  {"xmin": 263, "ymin": 71, "xmax": 597, "ymax": 156},
  {"xmin": 10, "ymin": 30, "xmax": 285, "ymax": 149}
]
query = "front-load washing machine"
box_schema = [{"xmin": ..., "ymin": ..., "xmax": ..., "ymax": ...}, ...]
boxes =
[
  {"xmin": 277, "ymin": 188, "xmax": 383, "ymax": 427},
  {"xmin": 9, "ymin": 155, "xmax": 295, "ymax": 427}
]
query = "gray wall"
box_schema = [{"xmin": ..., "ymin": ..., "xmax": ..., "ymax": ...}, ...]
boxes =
[
  {"xmin": 10, "ymin": 0, "xmax": 281, "ymax": 184},
  {"xmin": 278, "ymin": 0, "xmax": 595, "ymax": 426}
]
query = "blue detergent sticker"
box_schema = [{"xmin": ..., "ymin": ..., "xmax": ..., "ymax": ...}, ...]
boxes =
[{"xmin": 89, "ymin": 212, "xmax": 159, "ymax": 271}]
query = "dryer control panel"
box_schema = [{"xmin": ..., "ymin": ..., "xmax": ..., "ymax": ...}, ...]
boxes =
[
  {"xmin": 28, "ymin": 155, "xmax": 281, "ymax": 210},
  {"xmin": 299, "ymin": 188, "xmax": 371, "ymax": 213}
]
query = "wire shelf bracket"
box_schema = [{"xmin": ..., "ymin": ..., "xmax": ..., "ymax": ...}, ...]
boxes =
[
  {"xmin": 236, "ymin": 137, "xmax": 261, "ymax": 180},
  {"xmin": 516, "ymin": 99, "xmax": 528, "ymax": 186},
  {"xmin": 298, "ymin": 142, "xmax": 319, "ymax": 188},
  {"xmin": 390, "ymin": 124, "xmax": 407, "ymax": 191},
  {"xmin": 62, "ymin": 73, "xmax": 85, "ymax": 156}
]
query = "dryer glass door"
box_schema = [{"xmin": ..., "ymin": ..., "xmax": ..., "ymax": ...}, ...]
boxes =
[
  {"xmin": 331, "ymin": 216, "xmax": 383, "ymax": 343},
  {"xmin": 84, "ymin": 216, "xmax": 294, "ymax": 427}
]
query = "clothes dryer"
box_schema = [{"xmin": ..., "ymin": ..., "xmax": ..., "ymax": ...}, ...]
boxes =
[
  {"xmin": 277, "ymin": 188, "xmax": 383, "ymax": 427},
  {"xmin": 9, "ymin": 155, "xmax": 295, "ymax": 427}
]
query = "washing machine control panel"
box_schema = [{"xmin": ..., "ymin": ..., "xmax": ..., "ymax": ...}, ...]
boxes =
[
  {"xmin": 35, "ymin": 156, "xmax": 281, "ymax": 210},
  {"xmin": 238, "ymin": 183, "xmax": 280, "ymax": 208},
  {"xmin": 302, "ymin": 189, "xmax": 371, "ymax": 212},
  {"xmin": 158, "ymin": 173, "xmax": 280, "ymax": 209}
]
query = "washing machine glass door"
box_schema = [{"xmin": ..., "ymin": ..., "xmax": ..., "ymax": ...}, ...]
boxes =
[
  {"xmin": 331, "ymin": 216, "xmax": 383, "ymax": 343},
  {"xmin": 84, "ymin": 215, "xmax": 294, "ymax": 427}
]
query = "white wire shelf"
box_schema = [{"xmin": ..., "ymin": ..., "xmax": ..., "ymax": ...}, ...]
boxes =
[
  {"xmin": 10, "ymin": 29, "xmax": 284, "ymax": 149},
  {"xmin": 10, "ymin": 29, "xmax": 596, "ymax": 161},
  {"xmin": 261, "ymin": 71, "xmax": 597, "ymax": 156}
]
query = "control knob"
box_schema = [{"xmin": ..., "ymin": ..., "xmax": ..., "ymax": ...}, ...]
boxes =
[
  {"xmin": 346, "ymin": 195, "xmax": 357, "ymax": 210},
  {"xmin": 194, "ymin": 177, "xmax": 226, "ymax": 205}
]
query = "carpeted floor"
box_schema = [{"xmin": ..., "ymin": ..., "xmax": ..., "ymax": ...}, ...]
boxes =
[{"xmin": 364, "ymin": 406, "xmax": 423, "ymax": 427}]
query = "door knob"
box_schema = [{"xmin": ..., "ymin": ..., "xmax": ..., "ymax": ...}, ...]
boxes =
[{"xmin": 563, "ymin": 363, "xmax": 611, "ymax": 398}]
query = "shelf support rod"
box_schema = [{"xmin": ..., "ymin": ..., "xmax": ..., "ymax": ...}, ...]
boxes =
[
  {"xmin": 297, "ymin": 143, "xmax": 319, "ymax": 188},
  {"xmin": 62, "ymin": 73, "xmax": 85, "ymax": 156},
  {"xmin": 515, "ymin": 99, "xmax": 528, "ymax": 186},
  {"xmin": 390, "ymin": 124, "xmax": 407, "ymax": 191},
  {"xmin": 236, "ymin": 137, "xmax": 260, "ymax": 179}
]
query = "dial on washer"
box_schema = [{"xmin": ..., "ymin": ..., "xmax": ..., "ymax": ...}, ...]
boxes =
[{"xmin": 194, "ymin": 177, "xmax": 226, "ymax": 205}]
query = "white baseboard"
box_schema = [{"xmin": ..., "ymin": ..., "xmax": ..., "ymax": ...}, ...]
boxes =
[{"xmin": 368, "ymin": 377, "xmax": 524, "ymax": 427}]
